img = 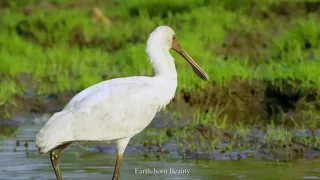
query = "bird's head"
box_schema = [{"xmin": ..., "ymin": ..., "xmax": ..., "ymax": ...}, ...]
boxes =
[{"xmin": 147, "ymin": 26, "xmax": 209, "ymax": 81}]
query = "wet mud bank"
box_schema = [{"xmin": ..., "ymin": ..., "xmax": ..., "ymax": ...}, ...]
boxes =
[
  {"xmin": 182, "ymin": 126, "xmax": 320, "ymax": 161},
  {"xmin": 179, "ymin": 78, "xmax": 320, "ymax": 126},
  {"xmin": 83, "ymin": 124, "xmax": 320, "ymax": 161}
]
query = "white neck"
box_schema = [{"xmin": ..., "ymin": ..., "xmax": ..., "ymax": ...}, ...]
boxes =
[
  {"xmin": 146, "ymin": 45, "xmax": 177, "ymax": 80},
  {"xmin": 145, "ymin": 29, "xmax": 178, "ymax": 110},
  {"xmin": 146, "ymin": 46, "xmax": 178, "ymax": 111}
]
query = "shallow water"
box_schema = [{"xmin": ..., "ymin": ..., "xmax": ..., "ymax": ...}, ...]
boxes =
[{"xmin": 0, "ymin": 122, "xmax": 320, "ymax": 180}]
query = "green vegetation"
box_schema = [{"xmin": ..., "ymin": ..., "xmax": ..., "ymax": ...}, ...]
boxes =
[
  {"xmin": 0, "ymin": 0, "xmax": 320, "ymax": 155},
  {"xmin": 142, "ymin": 110, "xmax": 319, "ymax": 160}
]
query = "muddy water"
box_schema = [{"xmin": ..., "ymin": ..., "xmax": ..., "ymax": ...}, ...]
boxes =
[{"xmin": 0, "ymin": 119, "xmax": 320, "ymax": 180}]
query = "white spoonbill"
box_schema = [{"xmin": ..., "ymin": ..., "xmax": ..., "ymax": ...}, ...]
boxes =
[{"xmin": 35, "ymin": 25, "xmax": 209, "ymax": 180}]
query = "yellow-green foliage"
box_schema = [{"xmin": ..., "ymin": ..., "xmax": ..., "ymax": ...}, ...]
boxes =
[{"xmin": 0, "ymin": 0, "xmax": 319, "ymax": 105}]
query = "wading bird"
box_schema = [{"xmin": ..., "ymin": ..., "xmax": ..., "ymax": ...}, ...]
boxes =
[{"xmin": 35, "ymin": 25, "xmax": 209, "ymax": 180}]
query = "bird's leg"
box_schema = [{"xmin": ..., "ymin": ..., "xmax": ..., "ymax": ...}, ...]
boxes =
[
  {"xmin": 112, "ymin": 154, "xmax": 123, "ymax": 180},
  {"xmin": 50, "ymin": 143, "xmax": 71, "ymax": 180},
  {"xmin": 112, "ymin": 137, "xmax": 130, "ymax": 180}
]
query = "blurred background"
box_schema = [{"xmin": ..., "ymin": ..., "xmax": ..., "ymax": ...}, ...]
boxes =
[{"xmin": 0, "ymin": 0, "xmax": 320, "ymax": 179}]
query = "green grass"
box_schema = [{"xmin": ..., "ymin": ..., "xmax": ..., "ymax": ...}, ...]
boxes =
[{"xmin": 0, "ymin": 0, "xmax": 319, "ymax": 127}]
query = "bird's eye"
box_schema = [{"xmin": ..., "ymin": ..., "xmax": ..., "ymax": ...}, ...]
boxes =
[{"xmin": 172, "ymin": 36, "xmax": 176, "ymax": 40}]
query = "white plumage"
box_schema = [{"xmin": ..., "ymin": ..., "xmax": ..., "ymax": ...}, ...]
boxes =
[
  {"xmin": 35, "ymin": 25, "xmax": 208, "ymax": 180},
  {"xmin": 36, "ymin": 76, "xmax": 176, "ymax": 153}
]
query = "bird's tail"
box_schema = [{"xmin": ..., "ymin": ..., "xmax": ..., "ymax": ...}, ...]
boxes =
[{"xmin": 35, "ymin": 111, "xmax": 74, "ymax": 154}]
